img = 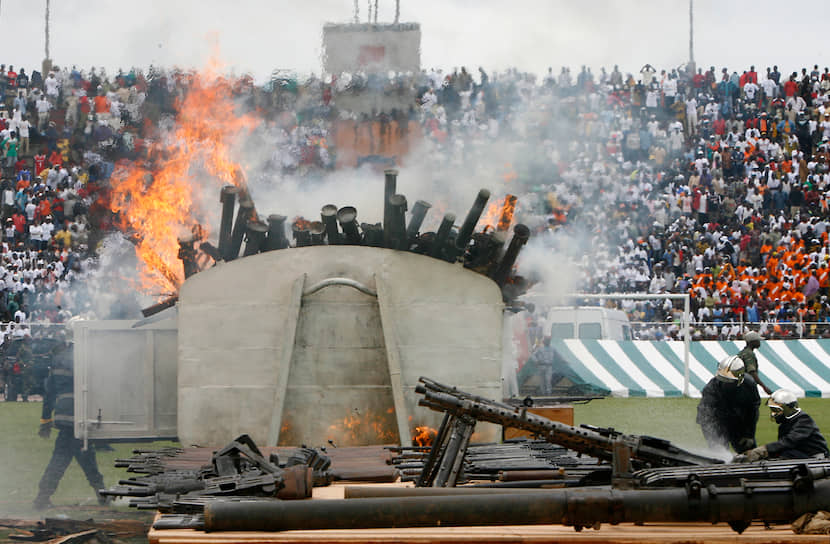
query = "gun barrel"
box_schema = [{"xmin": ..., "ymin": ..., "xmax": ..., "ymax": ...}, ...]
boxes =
[
  {"xmin": 406, "ymin": 200, "xmax": 432, "ymax": 240},
  {"xmin": 416, "ymin": 380, "xmax": 722, "ymax": 467},
  {"xmin": 202, "ymin": 481, "xmax": 830, "ymax": 531},
  {"xmin": 264, "ymin": 215, "xmax": 288, "ymax": 251},
  {"xmin": 337, "ymin": 206, "xmax": 362, "ymax": 245},
  {"xmin": 429, "ymin": 213, "xmax": 456, "ymax": 260},
  {"xmin": 387, "ymin": 194, "xmax": 408, "ymax": 250},
  {"xmin": 243, "ymin": 220, "xmax": 269, "ymax": 256},
  {"xmin": 218, "ymin": 185, "xmax": 240, "ymax": 260},
  {"xmin": 383, "ymin": 169, "xmax": 398, "ymax": 247},
  {"xmin": 492, "ymin": 223, "xmax": 530, "ymax": 286},
  {"xmin": 321, "ymin": 204, "xmax": 341, "ymax": 245},
  {"xmin": 227, "ymin": 198, "xmax": 254, "ymax": 261},
  {"xmin": 456, "ymin": 189, "xmax": 491, "ymax": 250},
  {"xmin": 309, "ymin": 221, "xmax": 326, "ymax": 245}
]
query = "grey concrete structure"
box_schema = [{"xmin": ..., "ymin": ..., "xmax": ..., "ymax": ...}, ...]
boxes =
[
  {"xmin": 177, "ymin": 246, "xmax": 503, "ymax": 447},
  {"xmin": 322, "ymin": 23, "xmax": 421, "ymax": 75}
]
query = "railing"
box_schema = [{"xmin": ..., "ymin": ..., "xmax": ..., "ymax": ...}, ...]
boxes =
[{"xmin": 628, "ymin": 321, "xmax": 830, "ymax": 341}]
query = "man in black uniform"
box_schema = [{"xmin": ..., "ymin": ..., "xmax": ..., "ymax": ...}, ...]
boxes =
[
  {"xmin": 735, "ymin": 389, "xmax": 830, "ymax": 462},
  {"xmin": 696, "ymin": 355, "xmax": 760, "ymax": 453},
  {"xmin": 33, "ymin": 328, "xmax": 106, "ymax": 510}
]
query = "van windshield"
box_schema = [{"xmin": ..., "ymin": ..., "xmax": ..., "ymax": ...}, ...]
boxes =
[
  {"xmin": 578, "ymin": 322, "xmax": 602, "ymax": 340},
  {"xmin": 550, "ymin": 323, "xmax": 574, "ymax": 338}
]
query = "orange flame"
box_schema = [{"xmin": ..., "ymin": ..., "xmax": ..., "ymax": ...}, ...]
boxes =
[
  {"xmin": 109, "ymin": 59, "xmax": 258, "ymax": 293},
  {"xmin": 480, "ymin": 194, "xmax": 517, "ymax": 232},
  {"xmin": 327, "ymin": 409, "xmax": 398, "ymax": 446},
  {"xmin": 413, "ymin": 425, "xmax": 437, "ymax": 447}
]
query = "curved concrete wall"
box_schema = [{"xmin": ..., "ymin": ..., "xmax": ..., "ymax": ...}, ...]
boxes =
[{"xmin": 177, "ymin": 246, "xmax": 503, "ymax": 447}]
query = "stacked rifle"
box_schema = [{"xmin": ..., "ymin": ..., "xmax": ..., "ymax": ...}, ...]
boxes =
[
  {"xmin": 391, "ymin": 440, "xmax": 608, "ymax": 487},
  {"xmin": 101, "ymin": 434, "xmax": 331, "ymax": 512}
]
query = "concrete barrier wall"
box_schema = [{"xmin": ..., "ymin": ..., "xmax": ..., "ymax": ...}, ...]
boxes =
[{"xmin": 178, "ymin": 246, "xmax": 503, "ymax": 447}]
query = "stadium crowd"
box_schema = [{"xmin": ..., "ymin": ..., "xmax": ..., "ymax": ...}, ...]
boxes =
[{"xmin": 3, "ymin": 57, "xmax": 830, "ymax": 398}]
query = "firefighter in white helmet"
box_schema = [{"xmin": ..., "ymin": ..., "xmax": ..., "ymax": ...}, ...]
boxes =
[
  {"xmin": 696, "ymin": 355, "xmax": 760, "ymax": 453},
  {"xmin": 734, "ymin": 389, "xmax": 829, "ymax": 463}
]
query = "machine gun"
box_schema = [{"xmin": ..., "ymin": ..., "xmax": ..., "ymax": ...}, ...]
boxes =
[
  {"xmin": 414, "ymin": 377, "xmax": 722, "ymax": 487},
  {"xmin": 101, "ymin": 434, "xmax": 331, "ymax": 511}
]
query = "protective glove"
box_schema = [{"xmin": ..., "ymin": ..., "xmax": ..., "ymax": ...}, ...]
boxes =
[
  {"xmin": 38, "ymin": 420, "xmax": 53, "ymax": 439},
  {"xmin": 736, "ymin": 437, "xmax": 756, "ymax": 453},
  {"xmin": 733, "ymin": 445, "xmax": 767, "ymax": 463}
]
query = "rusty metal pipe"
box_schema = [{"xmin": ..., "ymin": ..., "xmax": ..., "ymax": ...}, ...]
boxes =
[
  {"xmin": 455, "ymin": 189, "xmax": 490, "ymax": 251},
  {"xmin": 321, "ymin": 205, "xmax": 341, "ymax": 245},
  {"xmin": 227, "ymin": 198, "xmax": 254, "ymax": 261},
  {"xmin": 243, "ymin": 220, "xmax": 269, "ymax": 256},
  {"xmin": 337, "ymin": 206, "xmax": 362, "ymax": 245},
  {"xmin": 218, "ymin": 185, "xmax": 240, "ymax": 260},
  {"xmin": 264, "ymin": 215, "xmax": 288, "ymax": 251},
  {"xmin": 406, "ymin": 200, "xmax": 431, "ymax": 240},
  {"xmin": 492, "ymin": 223, "xmax": 530, "ymax": 286},
  {"xmin": 387, "ymin": 194, "xmax": 408, "ymax": 250},
  {"xmin": 203, "ymin": 481, "xmax": 830, "ymax": 532},
  {"xmin": 429, "ymin": 213, "xmax": 456, "ymax": 260},
  {"xmin": 383, "ymin": 169, "xmax": 398, "ymax": 247}
]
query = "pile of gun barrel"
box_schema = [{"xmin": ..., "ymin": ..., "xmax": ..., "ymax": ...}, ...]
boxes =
[
  {"xmin": 179, "ymin": 169, "xmax": 529, "ymax": 287},
  {"xmin": 391, "ymin": 441, "xmax": 608, "ymax": 488}
]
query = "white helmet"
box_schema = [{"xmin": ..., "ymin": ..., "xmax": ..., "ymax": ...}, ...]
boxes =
[
  {"xmin": 716, "ymin": 355, "xmax": 745, "ymax": 385},
  {"xmin": 768, "ymin": 389, "xmax": 800, "ymax": 421}
]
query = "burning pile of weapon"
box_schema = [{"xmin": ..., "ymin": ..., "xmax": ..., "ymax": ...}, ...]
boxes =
[{"xmin": 158, "ymin": 171, "xmax": 530, "ymax": 318}]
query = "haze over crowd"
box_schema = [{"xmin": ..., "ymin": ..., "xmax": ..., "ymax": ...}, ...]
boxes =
[{"xmin": 1, "ymin": 1, "xmax": 830, "ymax": 83}]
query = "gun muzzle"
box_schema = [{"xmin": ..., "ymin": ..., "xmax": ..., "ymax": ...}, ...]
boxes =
[
  {"xmin": 337, "ymin": 206, "xmax": 362, "ymax": 244},
  {"xmin": 243, "ymin": 220, "xmax": 269, "ymax": 256},
  {"xmin": 383, "ymin": 169, "xmax": 398, "ymax": 247},
  {"xmin": 309, "ymin": 221, "xmax": 326, "ymax": 245},
  {"xmin": 387, "ymin": 194, "xmax": 408, "ymax": 250},
  {"xmin": 456, "ymin": 189, "xmax": 491, "ymax": 251},
  {"xmin": 407, "ymin": 200, "xmax": 432, "ymax": 241},
  {"xmin": 218, "ymin": 185, "xmax": 240, "ymax": 260},
  {"xmin": 430, "ymin": 213, "xmax": 456, "ymax": 261},
  {"xmin": 321, "ymin": 204, "xmax": 341, "ymax": 245},
  {"xmin": 227, "ymin": 198, "xmax": 254, "ymax": 261},
  {"xmin": 492, "ymin": 224, "xmax": 530, "ymax": 286},
  {"xmin": 264, "ymin": 214, "xmax": 288, "ymax": 251}
]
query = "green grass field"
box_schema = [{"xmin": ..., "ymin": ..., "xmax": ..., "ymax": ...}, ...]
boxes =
[{"xmin": 2, "ymin": 397, "xmax": 830, "ymax": 534}]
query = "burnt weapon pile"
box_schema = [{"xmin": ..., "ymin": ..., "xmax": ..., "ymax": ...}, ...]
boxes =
[
  {"xmin": 153, "ymin": 170, "xmax": 530, "ymax": 317},
  {"xmin": 145, "ymin": 379, "xmax": 830, "ymax": 534}
]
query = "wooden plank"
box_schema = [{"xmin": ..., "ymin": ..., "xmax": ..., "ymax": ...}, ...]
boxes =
[
  {"xmin": 374, "ymin": 275, "xmax": 411, "ymax": 447},
  {"xmin": 149, "ymin": 521, "xmax": 828, "ymax": 544},
  {"xmin": 267, "ymin": 274, "xmax": 306, "ymax": 446}
]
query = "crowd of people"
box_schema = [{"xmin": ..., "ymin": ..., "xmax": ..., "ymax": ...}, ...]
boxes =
[{"xmin": 4, "ymin": 56, "xmax": 830, "ymax": 400}]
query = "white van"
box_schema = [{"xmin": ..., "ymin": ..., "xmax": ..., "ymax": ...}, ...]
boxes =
[{"xmin": 545, "ymin": 306, "xmax": 632, "ymax": 341}]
